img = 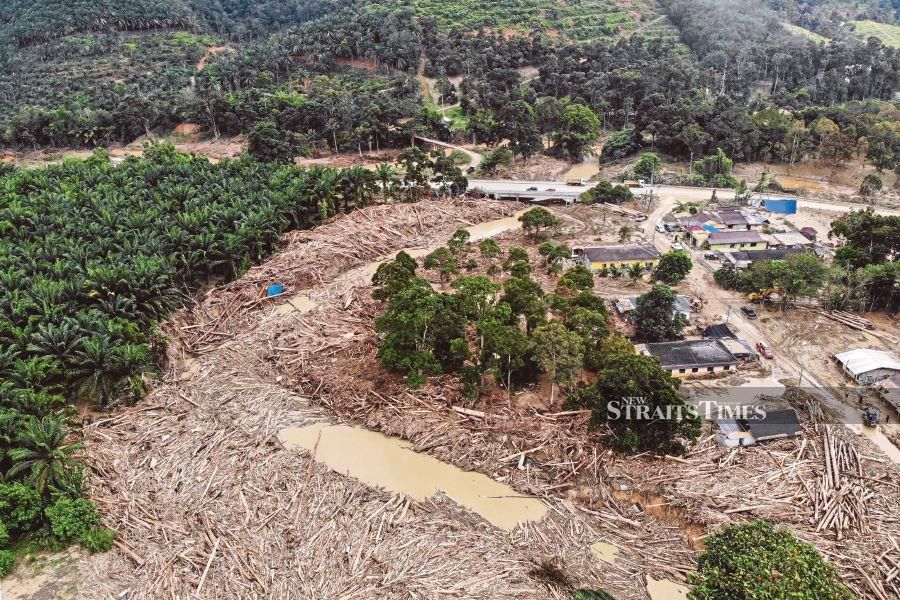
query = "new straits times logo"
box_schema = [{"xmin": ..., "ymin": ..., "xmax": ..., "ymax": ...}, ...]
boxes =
[{"xmin": 607, "ymin": 397, "xmax": 768, "ymax": 421}]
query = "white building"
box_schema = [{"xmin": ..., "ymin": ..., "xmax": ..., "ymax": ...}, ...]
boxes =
[{"xmin": 834, "ymin": 348, "xmax": 900, "ymax": 385}]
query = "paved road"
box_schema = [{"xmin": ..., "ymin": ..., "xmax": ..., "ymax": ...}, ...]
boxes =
[{"xmin": 469, "ymin": 179, "xmax": 900, "ymax": 216}]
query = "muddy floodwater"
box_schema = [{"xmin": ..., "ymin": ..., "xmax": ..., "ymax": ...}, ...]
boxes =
[
  {"xmin": 589, "ymin": 542, "xmax": 620, "ymax": 564},
  {"xmin": 278, "ymin": 423, "xmax": 547, "ymax": 530},
  {"xmin": 646, "ymin": 575, "xmax": 690, "ymax": 600},
  {"xmin": 464, "ymin": 208, "xmax": 528, "ymax": 241}
]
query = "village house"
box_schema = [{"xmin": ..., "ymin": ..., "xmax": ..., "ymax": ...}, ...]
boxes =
[
  {"xmin": 714, "ymin": 209, "xmax": 750, "ymax": 231},
  {"xmin": 834, "ymin": 349, "xmax": 900, "ymax": 385},
  {"xmin": 716, "ymin": 409, "xmax": 803, "ymax": 447},
  {"xmin": 719, "ymin": 247, "xmax": 806, "ymax": 269},
  {"xmin": 770, "ymin": 231, "xmax": 815, "ymax": 248},
  {"xmin": 577, "ymin": 245, "xmax": 660, "ymax": 271},
  {"xmin": 704, "ymin": 231, "xmax": 768, "ymax": 251},
  {"xmin": 638, "ymin": 339, "xmax": 740, "ymax": 377}
]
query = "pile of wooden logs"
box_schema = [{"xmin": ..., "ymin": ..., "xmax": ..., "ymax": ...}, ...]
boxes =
[
  {"xmin": 828, "ymin": 310, "xmax": 876, "ymax": 331},
  {"xmin": 602, "ymin": 203, "xmax": 644, "ymax": 219},
  {"xmin": 815, "ymin": 426, "xmax": 868, "ymax": 540}
]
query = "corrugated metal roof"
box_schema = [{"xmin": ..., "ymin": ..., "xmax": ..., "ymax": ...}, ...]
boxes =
[
  {"xmin": 772, "ymin": 231, "xmax": 814, "ymax": 246},
  {"xmin": 834, "ymin": 349, "xmax": 900, "ymax": 376},
  {"xmin": 644, "ymin": 339, "xmax": 740, "ymax": 369},
  {"xmin": 707, "ymin": 231, "xmax": 765, "ymax": 245},
  {"xmin": 582, "ymin": 245, "xmax": 659, "ymax": 262}
]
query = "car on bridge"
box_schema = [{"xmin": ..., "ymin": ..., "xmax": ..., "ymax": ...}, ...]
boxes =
[
  {"xmin": 546, "ymin": 188, "xmax": 556, "ymax": 192},
  {"xmin": 526, "ymin": 186, "xmax": 538, "ymax": 191}
]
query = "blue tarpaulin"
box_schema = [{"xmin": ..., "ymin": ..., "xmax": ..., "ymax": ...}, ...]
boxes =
[
  {"xmin": 702, "ymin": 224, "xmax": 720, "ymax": 233},
  {"xmin": 764, "ymin": 198, "xmax": 798, "ymax": 215},
  {"xmin": 267, "ymin": 284, "xmax": 285, "ymax": 297}
]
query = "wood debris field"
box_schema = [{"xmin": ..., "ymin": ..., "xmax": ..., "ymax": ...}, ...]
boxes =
[{"xmin": 69, "ymin": 200, "xmax": 900, "ymax": 599}]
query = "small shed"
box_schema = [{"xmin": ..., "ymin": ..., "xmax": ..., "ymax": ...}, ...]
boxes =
[
  {"xmin": 800, "ymin": 227, "xmax": 817, "ymax": 241},
  {"xmin": 834, "ymin": 348, "xmax": 900, "ymax": 385},
  {"xmin": 721, "ymin": 338, "xmax": 757, "ymax": 360},
  {"xmin": 874, "ymin": 375, "xmax": 900, "ymax": 412}
]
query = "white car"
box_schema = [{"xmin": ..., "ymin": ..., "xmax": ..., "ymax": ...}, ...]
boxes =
[
  {"xmin": 671, "ymin": 242, "xmax": 685, "ymax": 251},
  {"xmin": 655, "ymin": 221, "xmax": 666, "ymax": 233}
]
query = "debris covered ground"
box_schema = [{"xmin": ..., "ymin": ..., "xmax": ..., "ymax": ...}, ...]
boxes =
[{"xmin": 67, "ymin": 200, "xmax": 900, "ymax": 599}]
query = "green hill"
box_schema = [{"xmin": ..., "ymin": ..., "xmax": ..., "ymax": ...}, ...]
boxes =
[
  {"xmin": 394, "ymin": 0, "xmax": 676, "ymax": 40},
  {"xmin": 0, "ymin": 0, "xmax": 191, "ymax": 46},
  {"xmin": 852, "ymin": 20, "xmax": 900, "ymax": 48},
  {"xmin": 784, "ymin": 23, "xmax": 829, "ymax": 44}
]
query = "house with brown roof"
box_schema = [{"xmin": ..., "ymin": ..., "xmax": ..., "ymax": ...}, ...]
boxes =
[{"xmin": 704, "ymin": 231, "xmax": 768, "ymax": 251}]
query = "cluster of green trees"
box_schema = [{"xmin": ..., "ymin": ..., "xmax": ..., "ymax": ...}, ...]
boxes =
[
  {"xmin": 689, "ymin": 520, "xmax": 851, "ymax": 599},
  {"xmin": 826, "ymin": 209, "xmax": 900, "ymax": 312},
  {"xmin": 0, "ymin": 144, "xmax": 390, "ymax": 564},
  {"xmin": 771, "ymin": 0, "xmax": 897, "ymax": 39},
  {"xmin": 714, "ymin": 252, "xmax": 830, "ymax": 310},
  {"xmin": 662, "ymin": 0, "xmax": 898, "ymax": 103},
  {"xmin": 0, "ymin": 31, "xmax": 208, "ymax": 149},
  {"xmin": 0, "ymin": 0, "xmax": 191, "ymax": 46},
  {"xmin": 372, "ymin": 210, "xmax": 699, "ymax": 453},
  {"xmin": 580, "ymin": 180, "xmax": 634, "ymax": 205},
  {"xmin": 2, "ymin": 0, "xmax": 897, "ymax": 176}
]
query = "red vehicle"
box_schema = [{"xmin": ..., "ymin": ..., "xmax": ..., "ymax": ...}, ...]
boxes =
[
  {"xmin": 756, "ymin": 342, "xmax": 774, "ymax": 359},
  {"xmin": 545, "ymin": 188, "xmax": 557, "ymax": 192}
]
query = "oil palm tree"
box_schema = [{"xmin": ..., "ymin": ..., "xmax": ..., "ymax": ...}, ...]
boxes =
[
  {"xmin": 375, "ymin": 162, "xmax": 398, "ymax": 200},
  {"xmin": 7, "ymin": 414, "xmax": 83, "ymax": 495},
  {"xmin": 627, "ymin": 263, "xmax": 644, "ymax": 286}
]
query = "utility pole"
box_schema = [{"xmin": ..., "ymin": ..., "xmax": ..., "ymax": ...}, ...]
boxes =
[{"xmin": 725, "ymin": 304, "xmax": 732, "ymax": 324}]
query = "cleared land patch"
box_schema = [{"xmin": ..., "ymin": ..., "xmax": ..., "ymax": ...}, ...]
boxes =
[{"xmin": 852, "ymin": 20, "xmax": 900, "ymax": 48}]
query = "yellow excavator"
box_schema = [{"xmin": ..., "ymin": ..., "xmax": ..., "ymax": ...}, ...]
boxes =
[{"xmin": 747, "ymin": 288, "xmax": 781, "ymax": 304}]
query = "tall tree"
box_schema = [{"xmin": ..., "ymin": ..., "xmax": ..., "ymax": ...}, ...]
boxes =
[
  {"xmin": 530, "ymin": 322, "xmax": 583, "ymax": 404},
  {"xmin": 633, "ymin": 285, "xmax": 688, "ymax": 342}
]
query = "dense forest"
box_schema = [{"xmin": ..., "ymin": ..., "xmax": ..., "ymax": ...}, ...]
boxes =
[{"xmin": 0, "ymin": 0, "xmax": 897, "ymax": 177}]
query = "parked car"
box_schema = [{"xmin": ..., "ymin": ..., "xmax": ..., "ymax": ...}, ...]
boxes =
[
  {"xmin": 755, "ymin": 342, "xmax": 774, "ymax": 359},
  {"xmin": 703, "ymin": 252, "xmax": 718, "ymax": 260},
  {"xmin": 671, "ymin": 242, "xmax": 685, "ymax": 251},
  {"xmin": 741, "ymin": 306, "xmax": 758, "ymax": 319},
  {"xmin": 655, "ymin": 221, "xmax": 666, "ymax": 233},
  {"xmin": 526, "ymin": 186, "xmax": 539, "ymax": 191},
  {"xmin": 545, "ymin": 188, "xmax": 556, "ymax": 192}
]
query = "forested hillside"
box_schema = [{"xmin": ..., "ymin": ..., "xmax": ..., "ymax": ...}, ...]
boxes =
[
  {"xmin": 1, "ymin": 0, "xmax": 897, "ymax": 161},
  {"xmin": 770, "ymin": 0, "xmax": 898, "ymax": 35}
]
